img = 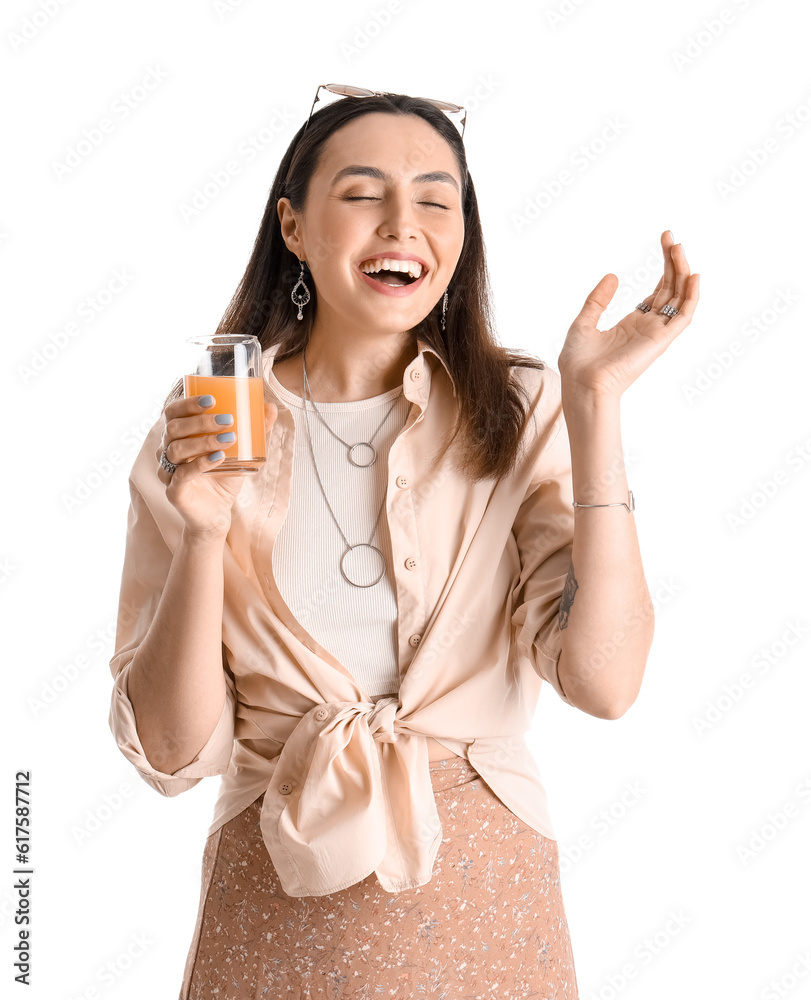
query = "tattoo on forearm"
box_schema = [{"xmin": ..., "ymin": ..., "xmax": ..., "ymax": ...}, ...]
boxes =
[{"xmin": 559, "ymin": 559, "xmax": 578, "ymax": 630}]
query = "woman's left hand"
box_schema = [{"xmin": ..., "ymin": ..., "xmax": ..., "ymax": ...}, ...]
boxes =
[{"xmin": 557, "ymin": 230, "xmax": 700, "ymax": 403}]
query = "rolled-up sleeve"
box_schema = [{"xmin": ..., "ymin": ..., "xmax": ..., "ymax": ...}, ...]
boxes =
[
  {"xmin": 510, "ymin": 366, "xmax": 575, "ymax": 705},
  {"xmin": 108, "ymin": 476, "xmax": 237, "ymax": 796}
]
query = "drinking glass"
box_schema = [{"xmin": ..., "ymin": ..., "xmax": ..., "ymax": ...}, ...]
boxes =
[{"xmin": 183, "ymin": 334, "xmax": 266, "ymax": 475}]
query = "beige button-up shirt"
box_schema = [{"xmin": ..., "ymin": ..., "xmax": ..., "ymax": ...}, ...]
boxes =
[{"xmin": 108, "ymin": 339, "xmax": 574, "ymax": 897}]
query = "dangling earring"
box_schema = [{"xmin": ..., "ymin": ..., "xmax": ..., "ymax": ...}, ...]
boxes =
[
  {"xmin": 291, "ymin": 259, "xmax": 311, "ymax": 320},
  {"xmin": 440, "ymin": 287, "xmax": 449, "ymax": 332}
]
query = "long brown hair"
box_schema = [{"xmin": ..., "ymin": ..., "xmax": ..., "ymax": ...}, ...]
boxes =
[{"xmin": 164, "ymin": 92, "xmax": 550, "ymax": 483}]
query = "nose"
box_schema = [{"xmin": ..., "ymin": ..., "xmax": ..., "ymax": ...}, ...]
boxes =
[{"xmin": 376, "ymin": 189, "xmax": 419, "ymax": 240}]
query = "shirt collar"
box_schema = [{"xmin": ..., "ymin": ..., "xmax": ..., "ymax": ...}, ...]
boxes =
[
  {"xmin": 263, "ymin": 337, "xmax": 457, "ymax": 401},
  {"xmin": 415, "ymin": 338, "xmax": 457, "ymax": 396}
]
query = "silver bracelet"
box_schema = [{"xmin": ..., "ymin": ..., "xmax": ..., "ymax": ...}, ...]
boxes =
[{"xmin": 572, "ymin": 490, "xmax": 635, "ymax": 513}]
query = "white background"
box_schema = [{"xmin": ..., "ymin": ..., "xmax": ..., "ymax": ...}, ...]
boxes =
[{"xmin": 4, "ymin": 0, "xmax": 810, "ymax": 997}]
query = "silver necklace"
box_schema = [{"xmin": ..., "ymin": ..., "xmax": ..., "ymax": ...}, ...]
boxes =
[{"xmin": 300, "ymin": 346, "xmax": 412, "ymax": 588}]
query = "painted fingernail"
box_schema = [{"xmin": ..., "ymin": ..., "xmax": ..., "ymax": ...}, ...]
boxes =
[
  {"xmin": 199, "ymin": 395, "xmax": 215, "ymax": 407},
  {"xmin": 215, "ymin": 413, "xmax": 234, "ymax": 425},
  {"xmin": 216, "ymin": 432, "xmax": 236, "ymax": 443},
  {"xmin": 208, "ymin": 451, "xmax": 224, "ymax": 462},
  {"xmin": 668, "ymin": 230, "xmax": 675, "ymax": 241}
]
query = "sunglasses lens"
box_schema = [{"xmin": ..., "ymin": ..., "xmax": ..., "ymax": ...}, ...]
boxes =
[
  {"xmin": 421, "ymin": 98, "xmax": 462, "ymax": 113},
  {"xmin": 326, "ymin": 84, "xmax": 376, "ymax": 98}
]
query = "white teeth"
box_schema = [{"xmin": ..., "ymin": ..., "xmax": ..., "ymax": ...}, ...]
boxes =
[{"xmin": 360, "ymin": 258, "xmax": 423, "ymax": 280}]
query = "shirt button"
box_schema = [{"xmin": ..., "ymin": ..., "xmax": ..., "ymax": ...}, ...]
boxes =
[
  {"xmin": 396, "ymin": 475, "xmax": 409, "ymax": 488},
  {"xmin": 405, "ymin": 557, "xmax": 418, "ymax": 570},
  {"xmin": 315, "ymin": 707, "xmax": 328, "ymax": 720},
  {"xmin": 279, "ymin": 781, "xmax": 293, "ymax": 795},
  {"xmin": 409, "ymin": 634, "xmax": 422, "ymax": 647}
]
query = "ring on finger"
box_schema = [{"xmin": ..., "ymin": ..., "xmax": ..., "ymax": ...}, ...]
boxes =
[
  {"xmin": 659, "ymin": 302, "xmax": 679, "ymax": 317},
  {"xmin": 160, "ymin": 448, "xmax": 178, "ymax": 476}
]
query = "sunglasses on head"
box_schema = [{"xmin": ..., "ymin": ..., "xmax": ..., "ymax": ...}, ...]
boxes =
[{"xmin": 303, "ymin": 83, "xmax": 467, "ymax": 141}]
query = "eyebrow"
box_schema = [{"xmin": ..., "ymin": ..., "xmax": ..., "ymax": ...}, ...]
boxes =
[{"xmin": 330, "ymin": 165, "xmax": 460, "ymax": 194}]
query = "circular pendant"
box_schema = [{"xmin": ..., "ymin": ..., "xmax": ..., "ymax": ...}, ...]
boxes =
[
  {"xmin": 340, "ymin": 543, "xmax": 386, "ymax": 587},
  {"xmin": 348, "ymin": 442, "xmax": 376, "ymax": 467}
]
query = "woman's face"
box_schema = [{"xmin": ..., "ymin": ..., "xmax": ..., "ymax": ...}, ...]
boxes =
[{"xmin": 278, "ymin": 112, "xmax": 465, "ymax": 335}]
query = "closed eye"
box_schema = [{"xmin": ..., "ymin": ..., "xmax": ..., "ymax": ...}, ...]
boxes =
[{"xmin": 343, "ymin": 196, "xmax": 449, "ymax": 210}]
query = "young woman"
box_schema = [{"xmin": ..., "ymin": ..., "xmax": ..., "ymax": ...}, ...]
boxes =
[{"xmin": 108, "ymin": 85, "xmax": 699, "ymax": 997}]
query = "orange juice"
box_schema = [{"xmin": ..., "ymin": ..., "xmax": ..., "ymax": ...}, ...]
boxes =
[{"xmin": 183, "ymin": 374, "xmax": 266, "ymax": 474}]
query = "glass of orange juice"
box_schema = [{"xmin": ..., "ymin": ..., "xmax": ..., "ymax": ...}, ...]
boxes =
[{"xmin": 183, "ymin": 334, "xmax": 266, "ymax": 475}]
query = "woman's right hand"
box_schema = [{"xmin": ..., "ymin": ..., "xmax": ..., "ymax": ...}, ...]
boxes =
[{"xmin": 155, "ymin": 394, "xmax": 279, "ymax": 539}]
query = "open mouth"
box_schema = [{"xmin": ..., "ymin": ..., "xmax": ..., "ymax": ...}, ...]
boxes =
[
  {"xmin": 357, "ymin": 258, "xmax": 428, "ymax": 296},
  {"xmin": 364, "ymin": 268, "xmax": 419, "ymax": 287}
]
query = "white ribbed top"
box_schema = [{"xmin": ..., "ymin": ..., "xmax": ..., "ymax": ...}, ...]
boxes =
[{"xmin": 267, "ymin": 367, "xmax": 413, "ymax": 701}]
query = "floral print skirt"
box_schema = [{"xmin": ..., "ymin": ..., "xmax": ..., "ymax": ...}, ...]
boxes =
[{"xmin": 179, "ymin": 755, "xmax": 580, "ymax": 998}]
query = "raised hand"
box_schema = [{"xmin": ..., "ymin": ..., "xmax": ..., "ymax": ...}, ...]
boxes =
[{"xmin": 558, "ymin": 230, "xmax": 700, "ymax": 402}]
